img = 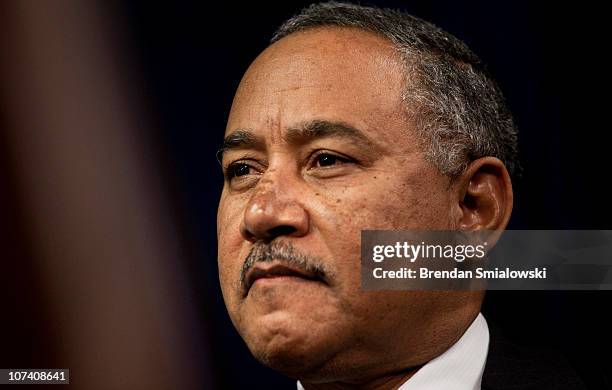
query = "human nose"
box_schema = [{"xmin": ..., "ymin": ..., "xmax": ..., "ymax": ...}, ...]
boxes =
[{"xmin": 240, "ymin": 175, "xmax": 309, "ymax": 242}]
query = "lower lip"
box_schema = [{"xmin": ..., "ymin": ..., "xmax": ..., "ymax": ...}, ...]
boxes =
[{"xmin": 250, "ymin": 275, "xmax": 320, "ymax": 289}]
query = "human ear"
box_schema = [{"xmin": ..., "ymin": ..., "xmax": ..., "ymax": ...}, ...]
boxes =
[{"xmin": 453, "ymin": 157, "xmax": 513, "ymax": 231}]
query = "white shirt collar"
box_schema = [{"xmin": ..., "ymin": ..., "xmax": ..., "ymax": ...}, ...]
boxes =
[
  {"xmin": 397, "ymin": 313, "xmax": 489, "ymax": 390},
  {"xmin": 297, "ymin": 313, "xmax": 489, "ymax": 390}
]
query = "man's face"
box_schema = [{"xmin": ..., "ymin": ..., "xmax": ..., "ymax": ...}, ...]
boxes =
[{"xmin": 217, "ymin": 28, "xmax": 479, "ymax": 382}]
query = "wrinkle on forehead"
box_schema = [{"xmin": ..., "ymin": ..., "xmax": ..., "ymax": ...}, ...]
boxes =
[{"xmin": 270, "ymin": 85, "xmax": 317, "ymax": 94}]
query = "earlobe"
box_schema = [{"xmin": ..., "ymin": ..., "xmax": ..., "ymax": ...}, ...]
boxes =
[{"xmin": 455, "ymin": 157, "xmax": 513, "ymax": 231}]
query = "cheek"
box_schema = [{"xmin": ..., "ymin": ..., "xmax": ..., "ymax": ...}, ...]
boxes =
[
  {"xmin": 359, "ymin": 168, "xmax": 452, "ymax": 229},
  {"xmin": 314, "ymin": 173, "xmax": 434, "ymax": 230},
  {"xmin": 311, "ymin": 172, "xmax": 450, "ymax": 279},
  {"xmin": 217, "ymin": 195, "xmax": 249, "ymax": 300},
  {"xmin": 217, "ymin": 192, "xmax": 247, "ymax": 248}
]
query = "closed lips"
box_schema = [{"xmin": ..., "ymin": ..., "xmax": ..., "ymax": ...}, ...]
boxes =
[{"xmin": 244, "ymin": 262, "xmax": 324, "ymax": 294}]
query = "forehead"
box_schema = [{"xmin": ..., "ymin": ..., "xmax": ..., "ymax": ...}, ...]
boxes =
[{"xmin": 227, "ymin": 27, "xmax": 414, "ymax": 148}]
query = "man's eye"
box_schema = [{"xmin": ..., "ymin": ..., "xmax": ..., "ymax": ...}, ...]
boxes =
[
  {"xmin": 313, "ymin": 153, "xmax": 349, "ymax": 168},
  {"xmin": 226, "ymin": 163, "xmax": 253, "ymax": 179}
]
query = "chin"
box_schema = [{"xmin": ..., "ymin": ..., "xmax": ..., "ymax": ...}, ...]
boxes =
[
  {"xmin": 241, "ymin": 318, "xmax": 337, "ymax": 379},
  {"xmin": 249, "ymin": 337, "xmax": 321, "ymax": 379},
  {"xmin": 252, "ymin": 342, "xmax": 366, "ymax": 384},
  {"xmin": 243, "ymin": 318, "xmax": 385, "ymax": 384}
]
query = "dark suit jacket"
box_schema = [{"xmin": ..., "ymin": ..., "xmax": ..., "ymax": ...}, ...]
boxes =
[{"xmin": 481, "ymin": 323, "xmax": 588, "ymax": 390}]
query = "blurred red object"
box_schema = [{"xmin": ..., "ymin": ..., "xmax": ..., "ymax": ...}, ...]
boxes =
[{"xmin": 0, "ymin": 1, "xmax": 212, "ymax": 389}]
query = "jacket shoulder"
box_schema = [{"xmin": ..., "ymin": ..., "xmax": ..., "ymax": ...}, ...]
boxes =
[{"xmin": 482, "ymin": 324, "xmax": 587, "ymax": 390}]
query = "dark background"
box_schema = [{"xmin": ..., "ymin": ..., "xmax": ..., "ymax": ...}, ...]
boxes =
[
  {"xmin": 119, "ymin": 1, "xmax": 612, "ymax": 388},
  {"xmin": 3, "ymin": 1, "xmax": 609, "ymax": 388}
]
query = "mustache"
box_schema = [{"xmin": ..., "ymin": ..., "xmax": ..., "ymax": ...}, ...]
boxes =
[{"xmin": 240, "ymin": 241, "xmax": 330, "ymax": 289}]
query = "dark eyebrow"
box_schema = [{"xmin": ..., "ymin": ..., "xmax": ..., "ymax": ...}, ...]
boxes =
[
  {"xmin": 218, "ymin": 120, "xmax": 382, "ymax": 163},
  {"xmin": 285, "ymin": 120, "xmax": 381, "ymax": 151},
  {"xmin": 217, "ymin": 130, "xmax": 265, "ymax": 163}
]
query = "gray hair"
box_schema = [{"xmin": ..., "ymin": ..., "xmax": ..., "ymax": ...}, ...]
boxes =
[{"xmin": 271, "ymin": 1, "xmax": 520, "ymax": 177}]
